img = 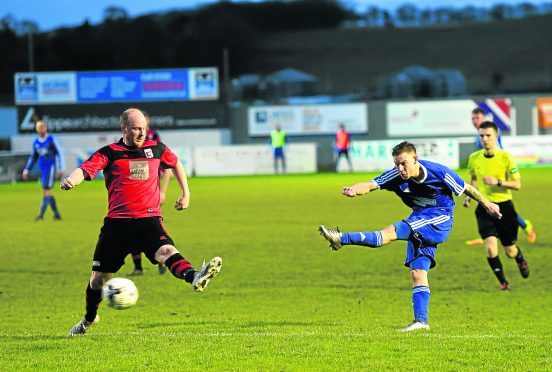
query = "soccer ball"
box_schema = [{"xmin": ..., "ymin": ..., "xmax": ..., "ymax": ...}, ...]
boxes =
[{"xmin": 102, "ymin": 278, "xmax": 139, "ymax": 310}]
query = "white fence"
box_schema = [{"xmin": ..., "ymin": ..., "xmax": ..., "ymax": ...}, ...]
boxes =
[
  {"xmin": 502, "ymin": 135, "xmax": 552, "ymax": 167},
  {"xmin": 194, "ymin": 144, "xmax": 317, "ymax": 176},
  {"xmin": 337, "ymin": 138, "xmax": 460, "ymax": 172}
]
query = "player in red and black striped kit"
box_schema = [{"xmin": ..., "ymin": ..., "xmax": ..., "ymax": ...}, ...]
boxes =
[
  {"xmin": 128, "ymin": 127, "xmax": 172, "ymax": 276},
  {"xmin": 64, "ymin": 108, "xmax": 222, "ymax": 337}
]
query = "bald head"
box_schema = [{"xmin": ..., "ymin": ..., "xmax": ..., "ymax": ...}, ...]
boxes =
[
  {"xmin": 120, "ymin": 108, "xmax": 148, "ymax": 128},
  {"xmin": 35, "ymin": 120, "xmax": 48, "ymax": 138},
  {"xmin": 120, "ymin": 108, "xmax": 148, "ymax": 147}
]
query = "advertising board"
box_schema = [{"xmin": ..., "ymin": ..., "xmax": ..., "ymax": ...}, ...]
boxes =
[{"xmin": 248, "ymin": 103, "xmax": 368, "ymax": 136}]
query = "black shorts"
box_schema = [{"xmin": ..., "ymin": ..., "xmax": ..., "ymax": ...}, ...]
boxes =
[
  {"xmin": 337, "ymin": 149, "xmax": 349, "ymax": 158},
  {"xmin": 92, "ymin": 217, "xmax": 175, "ymax": 273},
  {"xmin": 475, "ymin": 200, "xmax": 519, "ymax": 246}
]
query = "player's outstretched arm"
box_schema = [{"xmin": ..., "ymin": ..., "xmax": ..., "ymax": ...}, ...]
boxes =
[
  {"xmin": 463, "ymin": 184, "xmax": 502, "ymax": 219},
  {"xmin": 342, "ymin": 181, "xmax": 377, "ymax": 197},
  {"xmin": 60, "ymin": 168, "xmax": 85, "ymax": 190},
  {"xmin": 171, "ymin": 158, "xmax": 190, "ymax": 211},
  {"xmin": 463, "ymin": 173, "xmax": 477, "ymax": 208}
]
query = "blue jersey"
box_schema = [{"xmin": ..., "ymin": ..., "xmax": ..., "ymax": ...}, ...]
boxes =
[
  {"xmin": 372, "ymin": 160, "xmax": 466, "ymax": 213},
  {"xmin": 25, "ymin": 134, "xmax": 65, "ymax": 172}
]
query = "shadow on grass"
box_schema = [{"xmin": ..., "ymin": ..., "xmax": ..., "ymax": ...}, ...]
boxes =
[
  {"xmin": 136, "ymin": 321, "xmax": 224, "ymax": 329},
  {"xmin": 0, "ymin": 269, "xmax": 64, "ymax": 275},
  {"xmin": 0, "ymin": 334, "xmax": 64, "ymax": 341},
  {"xmin": 241, "ymin": 321, "xmax": 340, "ymax": 328}
]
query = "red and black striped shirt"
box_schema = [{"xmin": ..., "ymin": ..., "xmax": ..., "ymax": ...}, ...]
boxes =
[{"xmin": 80, "ymin": 139, "xmax": 178, "ymax": 218}]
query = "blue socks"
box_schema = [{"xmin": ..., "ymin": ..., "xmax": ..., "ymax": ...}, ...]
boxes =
[
  {"xmin": 39, "ymin": 196, "xmax": 61, "ymax": 219},
  {"xmin": 340, "ymin": 226, "xmax": 431, "ymax": 324},
  {"xmin": 339, "ymin": 222, "xmax": 412, "ymax": 248},
  {"xmin": 49, "ymin": 196, "xmax": 61, "ymax": 218},
  {"xmin": 341, "ymin": 231, "xmax": 383, "ymax": 247},
  {"xmin": 517, "ymin": 216, "xmax": 527, "ymax": 229},
  {"xmin": 39, "ymin": 196, "xmax": 49, "ymax": 218},
  {"xmin": 412, "ymin": 286, "xmax": 430, "ymax": 324}
]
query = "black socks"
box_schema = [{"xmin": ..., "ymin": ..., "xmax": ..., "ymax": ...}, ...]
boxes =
[{"xmin": 487, "ymin": 256, "xmax": 507, "ymax": 284}]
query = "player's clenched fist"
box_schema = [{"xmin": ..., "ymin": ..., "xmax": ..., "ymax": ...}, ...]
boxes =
[
  {"xmin": 485, "ymin": 202, "xmax": 502, "ymax": 219},
  {"xmin": 60, "ymin": 176, "xmax": 74, "ymax": 190},
  {"xmin": 342, "ymin": 187, "xmax": 356, "ymax": 197},
  {"xmin": 174, "ymin": 195, "xmax": 190, "ymax": 211}
]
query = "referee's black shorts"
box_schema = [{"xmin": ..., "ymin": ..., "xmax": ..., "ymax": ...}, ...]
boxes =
[
  {"xmin": 92, "ymin": 217, "xmax": 175, "ymax": 273},
  {"xmin": 475, "ymin": 200, "xmax": 519, "ymax": 246}
]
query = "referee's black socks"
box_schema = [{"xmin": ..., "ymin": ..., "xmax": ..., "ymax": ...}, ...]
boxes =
[
  {"xmin": 514, "ymin": 246, "xmax": 525, "ymax": 264},
  {"xmin": 487, "ymin": 256, "xmax": 507, "ymax": 285}
]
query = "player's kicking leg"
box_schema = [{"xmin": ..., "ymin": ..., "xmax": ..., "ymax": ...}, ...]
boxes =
[
  {"xmin": 319, "ymin": 224, "xmax": 397, "ymax": 250},
  {"xmin": 191, "ymin": 257, "xmax": 222, "ymax": 292},
  {"xmin": 156, "ymin": 245, "xmax": 222, "ymax": 292},
  {"xmin": 318, "ymin": 225, "xmax": 343, "ymax": 250},
  {"xmin": 320, "ymin": 223, "xmax": 432, "ymax": 331}
]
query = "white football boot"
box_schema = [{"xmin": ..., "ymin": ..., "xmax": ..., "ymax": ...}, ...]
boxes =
[
  {"xmin": 192, "ymin": 257, "xmax": 222, "ymax": 292},
  {"xmin": 67, "ymin": 315, "xmax": 99, "ymax": 337},
  {"xmin": 397, "ymin": 321, "xmax": 430, "ymax": 332},
  {"xmin": 319, "ymin": 225, "xmax": 343, "ymax": 250}
]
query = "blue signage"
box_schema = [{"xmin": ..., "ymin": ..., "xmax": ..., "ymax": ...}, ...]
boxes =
[
  {"xmin": 15, "ymin": 74, "xmax": 39, "ymax": 103},
  {"xmin": 77, "ymin": 70, "xmax": 189, "ymax": 102},
  {"xmin": 15, "ymin": 68, "xmax": 218, "ymax": 105}
]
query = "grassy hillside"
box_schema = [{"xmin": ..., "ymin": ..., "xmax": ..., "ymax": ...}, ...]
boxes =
[
  {"xmin": 0, "ymin": 170, "xmax": 550, "ymax": 369},
  {"xmin": 253, "ymin": 14, "xmax": 552, "ymax": 95}
]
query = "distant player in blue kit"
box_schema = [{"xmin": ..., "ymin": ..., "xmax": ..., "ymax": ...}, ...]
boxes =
[
  {"xmin": 319, "ymin": 141, "xmax": 501, "ymax": 331},
  {"xmin": 22, "ymin": 120, "xmax": 64, "ymax": 221}
]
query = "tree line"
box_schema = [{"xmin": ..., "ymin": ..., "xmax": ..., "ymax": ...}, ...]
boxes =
[
  {"xmin": 354, "ymin": 2, "xmax": 552, "ymax": 28},
  {"xmin": 0, "ymin": 0, "xmax": 551, "ymax": 100}
]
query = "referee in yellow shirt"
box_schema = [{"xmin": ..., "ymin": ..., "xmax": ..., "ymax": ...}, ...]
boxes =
[{"xmin": 464, "ymin": 121, "xmax": 530, "ymax": 290}]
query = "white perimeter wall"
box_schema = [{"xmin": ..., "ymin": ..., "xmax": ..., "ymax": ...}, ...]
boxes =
[
  {"xmin": 502, "ymin": 135, "xmax": 552, "ymax": 167},
  {"xmin": 194, "ymin": 144, "xmax": 317, "ymax": 176},
  {"xmin": 11, "ymin": 129, "xmax": 231, "ymax": 175},
  {"xmin": 337, "ymin": 138, "xmax": 460, "ymax": 172}
]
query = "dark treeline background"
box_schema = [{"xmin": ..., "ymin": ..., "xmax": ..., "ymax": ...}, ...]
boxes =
[{"xmin": 1, "ymin": 0, "xmax": 552, "ymax": 101}]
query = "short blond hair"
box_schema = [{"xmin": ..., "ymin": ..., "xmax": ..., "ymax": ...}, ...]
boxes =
[{"xmin": 392, "ymin": 141, "xmax": 417, "ymax": 156}]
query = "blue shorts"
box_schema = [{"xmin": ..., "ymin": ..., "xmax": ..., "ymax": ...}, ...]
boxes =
[
  {"xmin": 39, "ymin": 165, "xmax": 57, "ymax": 189},
  {"xmin": 402, "ymin": 208, "xmax": 454, "ymax": 269},
  {"xmin": 273, "ymin": 147, "xmax": 284, "ymax": 158}
]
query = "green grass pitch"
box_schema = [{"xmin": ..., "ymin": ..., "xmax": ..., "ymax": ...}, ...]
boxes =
[{"xmin": 0, "ymin": 169, "xmax": 550, "ymax": 370}]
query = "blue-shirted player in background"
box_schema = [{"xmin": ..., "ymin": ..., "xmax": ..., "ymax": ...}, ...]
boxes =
[
  {"xmin": 465, "ymin": 108, "xmax": 536, "ymax": 245},
  {"xmin": 22, "ymin": 120, "xmax": 64, "ymax": 221},
  {"xmin": 319, "ymin": 141, "xmax": 501, "ymax": 332}
]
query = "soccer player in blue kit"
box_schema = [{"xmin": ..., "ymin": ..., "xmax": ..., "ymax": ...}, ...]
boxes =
[
  {"xmin": 22, "ymin": 120, "xmax": 64, "ymax": 221},
  {"xmin": 319, "ymin": 142, "xmax": 502, "ymax": 331}
]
